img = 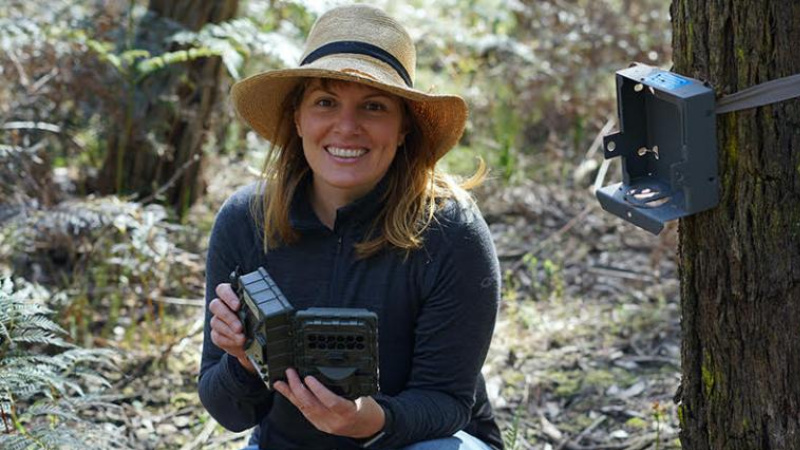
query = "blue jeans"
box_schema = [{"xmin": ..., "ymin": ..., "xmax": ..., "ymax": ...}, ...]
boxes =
[
  {"xmin": 398, "ymin": 430, "xmax": 493, "ymax": 449},
  {"xmin": 240, "ymin": 430, "xmax": 492, "ymax": 450}
]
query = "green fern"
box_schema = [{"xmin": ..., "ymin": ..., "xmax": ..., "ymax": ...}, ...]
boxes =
[
  {"xmin": 0, "ymin": 277, "xmax": 127, "ymax": 449},
  {"xmin": 502, "ymin": 400, "xmax": 525, "ymax": 450}
]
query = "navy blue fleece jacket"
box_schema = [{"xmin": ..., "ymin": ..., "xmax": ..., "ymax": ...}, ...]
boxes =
[{"xmin": 198, "ymin": 179, "xmax": 503, "ymax": 449}]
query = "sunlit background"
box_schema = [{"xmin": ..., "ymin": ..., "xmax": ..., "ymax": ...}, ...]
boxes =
[{"xmin": 1, "ymin": 1, "xmax": 680, "ymax": 449}]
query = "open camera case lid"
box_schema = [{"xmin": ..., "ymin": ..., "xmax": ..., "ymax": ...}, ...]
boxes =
[{"xmin": 596, "ymin": 63, "xmax": 719, "ymax": 234}]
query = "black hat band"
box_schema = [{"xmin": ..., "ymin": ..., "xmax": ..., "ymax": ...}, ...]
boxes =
[{"xmin": 300, "ymin": 41, "xmax": 413, "ymax": 88}]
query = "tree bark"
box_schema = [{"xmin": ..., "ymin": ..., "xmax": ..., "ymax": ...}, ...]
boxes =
[
  {"xmin": 672, "ymin": 0, "xmax": 800, "ymax": 448},
  {"xmin": 98, "ymin": 0, "xmax": 238, "ymax": 217}
]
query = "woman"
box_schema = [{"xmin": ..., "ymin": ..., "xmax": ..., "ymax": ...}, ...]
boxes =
[{"xmin": 198, "ymin": 4, "xmax": 503, "ymax": 449}]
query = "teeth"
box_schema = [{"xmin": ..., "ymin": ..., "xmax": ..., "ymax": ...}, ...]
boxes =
[{"xmin": 327, "ymin": 146, "xmax": 367, "ymax": 158}]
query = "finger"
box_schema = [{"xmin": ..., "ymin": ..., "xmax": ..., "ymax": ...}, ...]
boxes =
[
  {"xmin": 209, "ymin": 315, "xmax": 231, "ymax": 338},
  {"xmin": 209, "ymin": 299, "xmax": 243, "ymax": 333},
  {"xmin": 215, "ymin": 283, "xmax": 240, "ymax": 310},
  {"xmin": 304, "ymin": 376, "xmax": 352, "ymax": 413},
  {"xmin": 286, "ymin": 369, "xmax": 323, "ymax": 412},
  {"xmin": 274, "ymin": 379, "xmax": 312, "ymax": 415},
  {"xmin": 272, "ymin": 380, "xmax": 295, "ymax": 403},
  {"xmin": 211, "ymin": 317, "xmax": 245, "ymax": 349},
  {"xmin": 209, "ymin": 307, "xmax": 243, "ymax": 335},
  {"xmin": 210, "ymin": 329, "xmax": 245, "ymax": 355}
]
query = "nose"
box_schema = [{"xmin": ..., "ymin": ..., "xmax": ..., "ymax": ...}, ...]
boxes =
[{"xmin": 333, "ymin": 105, "xmax": 362, "ymax": 135}]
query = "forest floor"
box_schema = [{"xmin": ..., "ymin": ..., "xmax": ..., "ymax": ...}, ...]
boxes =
[{"xmin": 77, "ymin": 157, "xmax": 684, "ymax": 450}]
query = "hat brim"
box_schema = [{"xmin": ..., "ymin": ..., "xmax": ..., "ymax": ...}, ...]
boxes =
[{"xmin": 231, "ymin": 59, "xmax": 468, "ymax": 161}]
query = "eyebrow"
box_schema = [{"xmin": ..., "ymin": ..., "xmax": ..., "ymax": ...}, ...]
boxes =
[{"xmin": 306, "ymin": 85, "xmax": 395, "ymax": 102}]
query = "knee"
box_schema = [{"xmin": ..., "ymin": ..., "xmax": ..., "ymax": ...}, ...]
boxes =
[{"xmin": 399, "ymin": 436, "xmax": 462, "ymax": 450}]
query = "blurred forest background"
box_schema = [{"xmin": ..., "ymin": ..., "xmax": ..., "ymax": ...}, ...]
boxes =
[{"xmin": 0, "ymin": 0, "xmax": 682, "ymax": 449}]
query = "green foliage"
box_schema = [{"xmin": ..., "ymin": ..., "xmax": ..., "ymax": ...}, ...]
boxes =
[
  {"xmin": 0, "ymin": 278, "xmax": 125, "ymax": 449},
  {"xmin": 74, "ymin": 29, "xmax": 226, "ymax": 84},
  {"xmin": 522, "ymin": 254, "xmax": 565, "ymax": 301},
  {"xmin": 170, "ymin": 16, "xmax": 303, "ymax": 81},
  {"xmin": 502, "ymin": 400, "xmax": 525, "ymax": 450}
]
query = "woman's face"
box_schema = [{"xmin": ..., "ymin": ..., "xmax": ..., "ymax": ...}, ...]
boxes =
[{"xmin": 294, "ymin": 79, "xmax": 407, "ymax": 203}]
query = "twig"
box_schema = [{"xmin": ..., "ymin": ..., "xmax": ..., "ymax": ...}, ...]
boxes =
[
  {"xmin": 592, "ymin": 158, "xmax": 613, "ymax": 194},
  {"xmin": 622, "ymin": 432, "xmax": 660, "ymax": 450},
  {"xmin": 2, "ymin": 121, "xmax": 62, "ymax": 133},
  {"xmin": 151, "ymin": 406, "xmax": 196, "ymax": 423},
  {"xmin": 539, "ymin": 413, "xmax": 564, "ymax": 442},
  {"xmin": 1, "ymin": 121, "xmax": 85, "ymax": 150},
  {"xmin": 153, "ymin": 296, "xmax": 205, "ymax": 307},
  {"xmin": 618, "ymin": 355, "xmax": 680, "ymax": 368},
  {"xmin": 8, "ymin": 49, "xmax": 30, "ymax": 88},
  {"xmin": 137, "ymin": 153, "xmax": 201, "ymax": 204},
  {"xmin": 504, "ymin": 203, "xmax": 596, "ymax": 268},
  {"xmin": 529, "ymin": 204, "xmax": 594, "ymax": 255},
  {"xmin": 202, "ymin": 429, "xmax": 252, "ymax": 447},
  {"xmin": 555, "ymin": 415, "xmax": 607, "ymax": 450},
  {"xmin": 178, "ymin": 417, "xmax": 217, "ymax": 450},
  {"xmin": 1, "ymin": 403, "xmax": 11, "ymax": 434},
  {"xmin": 588, "ymin": 265, "xmax": 658, "ymax": 282},
  {"xmin": 30, "ymin": 67, "xmax": 59, "ymax": 94}
]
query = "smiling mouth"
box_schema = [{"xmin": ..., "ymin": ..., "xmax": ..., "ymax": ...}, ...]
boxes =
[{"xmin": 326, "ymin": 146, "xmax": 368, "ymax": 159}]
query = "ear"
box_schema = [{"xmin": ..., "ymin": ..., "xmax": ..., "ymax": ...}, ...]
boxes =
[
  {"xmin": 294, "ymin": 110, "xmax": 303, "ymax": 138},
  {"xmin": 398, "ymin": 104, "xmax": 411, "ymax": 146},
  {"xmin": 397, "ymin": 130, "xmax": 408, "ymax": 147}
]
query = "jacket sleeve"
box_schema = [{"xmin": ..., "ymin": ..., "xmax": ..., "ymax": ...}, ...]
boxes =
[
  {"xmin": 197, "ymin": 188, "xmax": 274, "ymax": 431},
  {"xmin": 365, "ymin": 203, "xmax": 501, "ymax": 448}
]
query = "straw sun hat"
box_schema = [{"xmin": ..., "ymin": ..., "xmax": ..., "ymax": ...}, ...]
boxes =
[{"xmin": 231, "ymin": 4, "xmax": 468, "ymax": 161}]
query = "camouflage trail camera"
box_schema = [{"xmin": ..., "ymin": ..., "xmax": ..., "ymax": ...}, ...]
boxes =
[{"xmin": 232, "ymin": 267, "xmax": 379, "ymax": 400}]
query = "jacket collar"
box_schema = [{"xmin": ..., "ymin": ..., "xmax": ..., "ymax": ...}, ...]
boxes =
[{"xmin": 289, "ymin": 174, "xmax": 388, "ymax": 233}]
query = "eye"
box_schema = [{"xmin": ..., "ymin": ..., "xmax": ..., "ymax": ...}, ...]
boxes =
[
  {"xmin": 315, "ymin": 97, "xmax": 335, "ymax": 107},
  {"xmin": 364, "ymin": 101, "xmax": 387, "ymax": 112}
]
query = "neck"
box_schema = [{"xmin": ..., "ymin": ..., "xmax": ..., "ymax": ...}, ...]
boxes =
[{"xmin": 309, "ymin": 182, "xmax": 366, "ymax": 230}]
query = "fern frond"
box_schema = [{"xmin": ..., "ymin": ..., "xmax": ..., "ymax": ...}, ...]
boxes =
[
  {"xmin": 1, "ymin": 354, "xmax": 71, "ymax": 373},
  {"xmin": 0, "ymin": 276, "xmax": 122, "ymax": 447},
  {"xmin": 69, "ymin": 370, "xmax": 111, "ymax": 390},
  {"xmin": 68, "ymin": 393, "xmax": 125, "ymax": 412},
  {"xmin": 0, "ymin": 320, "xmax": 11, "ymax": 347},
  {"xmin": 11, "ymin": 329, "xmax": 73, "ymax": 348},
  {"xmin": 16, "ymin": 314, "xmax": 68, "ymax": 335},
  {"xmin": 0, "ymin": 376, "xmax": 43, "ymax": 400},
  {"xmin": 23, "ymin": 401, "xmax": 81, "ymax": 423},
  {"xmin": 38, "ymin": 434, "xmax": 86, "ymax": 449},
  {"xmin": 135, "ymin": 47, "xmax": 222, "ymax": 81},
  {"xmin": 0, "ymin": 433, "xmax": 37, "ymax": 450},
  {"xmin": 52, "ymin": 347, "xmax": 119, "ymax": 367}
]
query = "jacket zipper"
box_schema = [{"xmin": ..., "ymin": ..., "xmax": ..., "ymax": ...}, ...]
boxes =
[{"xmin": 330, "ymin": 232, "xmax": 343, "ymax": 306}]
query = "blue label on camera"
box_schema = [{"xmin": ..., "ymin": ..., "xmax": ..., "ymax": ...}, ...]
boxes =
[{"xmin": 645, "ymin": 71, "xmax": 691, "ymax": 91}]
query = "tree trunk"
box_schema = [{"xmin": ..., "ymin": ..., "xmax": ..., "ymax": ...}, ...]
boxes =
[
  {"xmin": 672, "ymin": 0, "xmax": 800, "ymax": 448},
  {"xmin": 98, "ymin": 0, "xmax": 238, "ymax": 217}
]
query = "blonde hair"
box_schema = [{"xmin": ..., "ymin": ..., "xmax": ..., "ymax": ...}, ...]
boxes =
[{"xmin": 252, "ymin": 79, "xmax": 485, "ymax": 259}]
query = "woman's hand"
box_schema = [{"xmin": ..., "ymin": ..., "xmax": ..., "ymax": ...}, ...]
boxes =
[
  {"xmin": 209, "ymin": 283, "xmax": 256, "ymax": 374},
  {"xmin": 273, "ymin": 368, "xmax": 385, "ymax": 438}
]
